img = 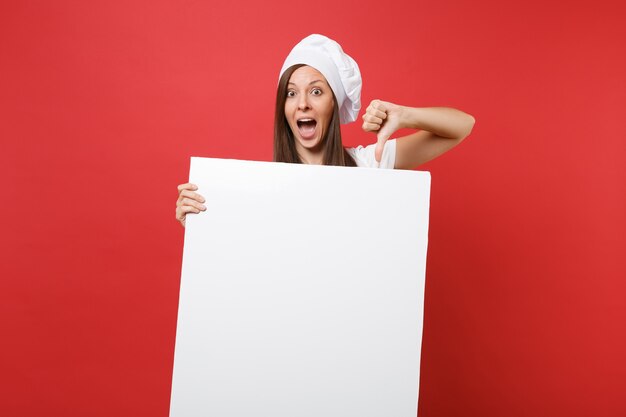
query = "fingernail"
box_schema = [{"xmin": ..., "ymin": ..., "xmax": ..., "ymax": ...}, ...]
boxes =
[{"xmin": 200, "ymin": 205, "xmax": 206, "ymax": 210}]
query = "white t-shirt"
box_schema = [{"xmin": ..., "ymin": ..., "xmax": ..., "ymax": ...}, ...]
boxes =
[{"xmin": 346, "ymin": 139, "xmax": 396, "ymax": 169}]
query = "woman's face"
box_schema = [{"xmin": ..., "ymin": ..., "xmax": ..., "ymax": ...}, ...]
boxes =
[{"xmin": 284, "ymin": 65, "xmax": 335, "ymax": 155}]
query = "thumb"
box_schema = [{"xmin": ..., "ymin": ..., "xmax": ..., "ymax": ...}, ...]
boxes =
[{"xmin": 374, "ymin": 130, "xmax": 390, "ymax": 163}]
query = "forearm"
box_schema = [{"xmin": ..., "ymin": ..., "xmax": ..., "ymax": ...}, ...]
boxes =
[{"xmin": 399, "ymin": 106, "xmax": 475, "ymax": 140}]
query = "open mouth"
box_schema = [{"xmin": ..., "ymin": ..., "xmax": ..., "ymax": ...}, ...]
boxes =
[{"xmin": 296, "ymin": 118, "xmax": 317, "ymax": 140}]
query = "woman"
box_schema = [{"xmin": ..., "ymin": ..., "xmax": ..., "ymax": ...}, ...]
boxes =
[{"xmin": 176, "ymin": 34, "xmax": 475, "ymax": 227}]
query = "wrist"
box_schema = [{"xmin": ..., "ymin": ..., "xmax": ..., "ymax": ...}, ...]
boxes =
[{"xmin": 399, "ymin": 106, "xmax": 423, "ymax": 130}]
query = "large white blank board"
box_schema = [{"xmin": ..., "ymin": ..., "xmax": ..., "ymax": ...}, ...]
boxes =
[{"xmin": 170, "ymin": 157, "xmax": 431, "ymax": 417}]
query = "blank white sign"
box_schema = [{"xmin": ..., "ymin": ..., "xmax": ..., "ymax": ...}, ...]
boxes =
[{"xmin": 170, "ymin": 157, "xmax": 431, "ymax": 417}]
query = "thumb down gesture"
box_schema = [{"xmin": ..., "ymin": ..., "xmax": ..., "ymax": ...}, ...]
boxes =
[{"xmin": 361, "ymin": 99, "xmax": 404, "ymax": 162}]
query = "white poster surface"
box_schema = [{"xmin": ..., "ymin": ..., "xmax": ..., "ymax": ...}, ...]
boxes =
[{"xmin": 170, "ymin": 157, "xmax": 431, "ymax": 417}]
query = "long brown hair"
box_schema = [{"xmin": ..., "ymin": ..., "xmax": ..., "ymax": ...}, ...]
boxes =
[{"xmin": 273, "ymin": 64, "xmax": 357, "ymax": 167}]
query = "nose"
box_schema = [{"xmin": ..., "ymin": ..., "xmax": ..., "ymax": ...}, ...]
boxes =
[{"xmin": 297, "ymin": 93, "xmax": 310, "ymax": 110}]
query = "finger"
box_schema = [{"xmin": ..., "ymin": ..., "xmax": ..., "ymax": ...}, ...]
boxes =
[
  {"xmin": 177, "ymin": 206, "xmax": 201, "ymax": 217},
  {"xmin": 370, "ymin": 99, "xmax": 388, "ymax": 113},
  {"xmin": 362, "ymin": 113, "xmax": 384, "ymax": 125},
  {"xmin": 175, "ymin": 206, "xmax": 202, "ymax": 225},
  {"xmin": 366, "ymin": 107, "xmax": 387, "ymax": 120},
  {"xmin": 177, "ymin": 183, "xmax": 198, "ymax": 194},
  {"xmin": 179, "ymin": 190, "xmax": 206, "ymax": 203},
  {"xmin": 180, "ymin": 197, "xmax": 206, "ymax": 211},
  {"xmin": 362, "ymin": 121, "xmax": 381, "ymax": 132}
]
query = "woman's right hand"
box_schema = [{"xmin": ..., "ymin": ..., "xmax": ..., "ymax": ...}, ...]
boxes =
[{"xmin": 176, "ymin": 183, "xmax": 206, "ymax": 228}]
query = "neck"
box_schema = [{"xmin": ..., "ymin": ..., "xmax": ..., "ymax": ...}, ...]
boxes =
[{"xmin": 295, "ymin": 143, "xmax": 324, "ymax": 165}]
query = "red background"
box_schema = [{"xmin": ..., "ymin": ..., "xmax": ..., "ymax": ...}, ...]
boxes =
[{"xmin": 2, "ymin": 0, "xmax": 625, "ymax": 416}]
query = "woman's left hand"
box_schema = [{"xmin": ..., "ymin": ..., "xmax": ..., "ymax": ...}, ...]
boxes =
[{"xmin": 361, "ymin": 99, "xmax": 405, "ymax": 162}]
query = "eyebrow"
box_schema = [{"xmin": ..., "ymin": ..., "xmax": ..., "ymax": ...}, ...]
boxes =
[{"xmin": 287, "ymin": 80, "xmax": 325, "ymax": 86}]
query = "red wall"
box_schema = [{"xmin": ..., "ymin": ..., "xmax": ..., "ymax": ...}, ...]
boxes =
[{"xmin": 2, "ymin": 1, "xmax": 625, "ymax": 416}]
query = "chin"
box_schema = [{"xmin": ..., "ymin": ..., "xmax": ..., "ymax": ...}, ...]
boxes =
[{"xmin": 298, "ymin": 137, "xmax": 323, "ymax": 150}]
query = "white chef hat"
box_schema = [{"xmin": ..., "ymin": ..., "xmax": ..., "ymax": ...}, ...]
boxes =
[{"xmin": 279, "ymin": 34, "xmax": 362, "ymax": 124}]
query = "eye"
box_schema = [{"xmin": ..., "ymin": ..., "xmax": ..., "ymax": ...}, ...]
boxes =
[
  {"xmin": 311, "ymin": 88, "xmax": 322, "ymax": 96},
  {"xmin": 286, "ymin": 90, "xmax": 296, "ymax": 98}
]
